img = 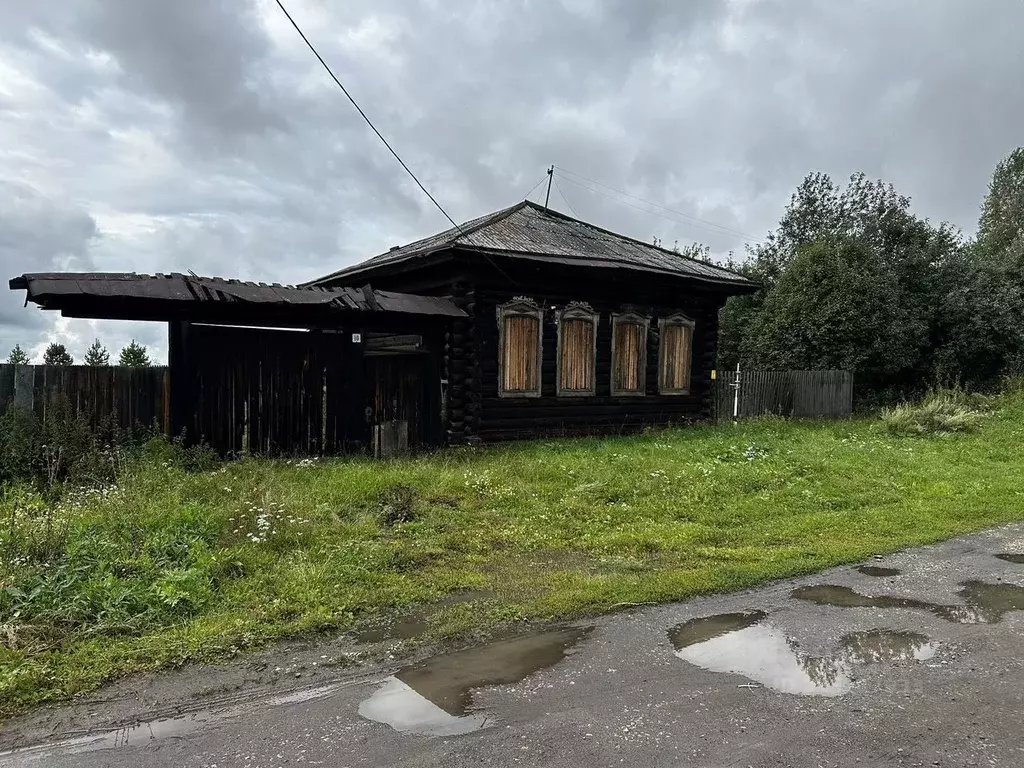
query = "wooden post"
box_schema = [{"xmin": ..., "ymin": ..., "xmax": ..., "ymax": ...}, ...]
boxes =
[
  {"xmin": 168, "ymin": 320, "xmax": 192, "ymax": 442},
  {"xmin": 343, "ymin": 327, "xmax": 368, "ymax": 453}
]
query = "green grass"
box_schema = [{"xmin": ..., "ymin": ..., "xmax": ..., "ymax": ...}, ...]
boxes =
[{"xmin": 3, "ymin": 393, "xmax": 1024, "ymax": 717}]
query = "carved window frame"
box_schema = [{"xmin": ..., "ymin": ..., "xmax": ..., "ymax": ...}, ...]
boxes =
[
  {"xmin": 497, "ymin": 297, "xmax": 544, "ymax": 398},
  {"xmin": 556, "ymin": 302, "xmax": 599, "ymax": 397},
  {"xmin": 658, "ymin": 314, "xmax": 696, "ymax": 395},
  {"xmin": 611, "ymin": 312, "xmax": 650, "ymax": 397}
]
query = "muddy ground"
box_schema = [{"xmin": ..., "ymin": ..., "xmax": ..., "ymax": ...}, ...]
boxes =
[{"xmin": 2, "ymin": 524, "xmax": 1024, "ymax": 767}]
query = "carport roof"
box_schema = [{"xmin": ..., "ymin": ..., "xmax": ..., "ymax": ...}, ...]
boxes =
[{"xmin": 9, "ymin": 272, "xmax": 466, "ymax": 324}]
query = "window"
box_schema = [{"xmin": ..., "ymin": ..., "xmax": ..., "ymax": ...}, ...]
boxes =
[
  {"xmin": 497, "ymin": 298, "xmax": 543, "ymax": 397},
  {"xmin": 557, "ymin": 303, "xmax": 598, "ymax": 396},
  {"xmin": 659, "ymin": 315, "xmax": 695, "ymax": 394},
  {"xmin": 611, "ymin": 313, "xmax": 649, "ymax": 396}
]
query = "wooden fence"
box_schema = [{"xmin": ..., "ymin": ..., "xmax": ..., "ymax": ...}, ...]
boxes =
[
  {"xmin": 0, "ymin": 364, "xmax": 169, "ymax": 431},
  {"xmin": 712, "ymin": 369, "xmax": 853, "ymax": 421}
]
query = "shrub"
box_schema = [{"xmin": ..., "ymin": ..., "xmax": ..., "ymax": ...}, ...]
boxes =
[
  {"xmin": 881, "ymin": 391, "xmax": 989, "ymax": 436},
  {"xmin": 377, "ymin": 484, "xmax": 419, "ymax": 526}
]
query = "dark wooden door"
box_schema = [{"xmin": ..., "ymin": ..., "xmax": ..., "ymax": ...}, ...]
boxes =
[{"xmin": 367, "ymin": 354, "xmax": 426, "ymax": 458}]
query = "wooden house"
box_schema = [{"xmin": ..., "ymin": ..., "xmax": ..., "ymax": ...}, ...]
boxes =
[
  {"xmin": 307, "ymin": 201, "xmax": 757, "ymax": 443},
  {"xmin": 10, "ymin": 201, "xmax": 757, "ymax": 455}
]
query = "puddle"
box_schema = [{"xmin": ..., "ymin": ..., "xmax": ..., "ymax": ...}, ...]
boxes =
[
  {"xmin": 792, "ymin": 581, "xmax": 1024, "ymax": 624},
  {"xmin": 352, "ymin": 591, "xmax": 494, "ymax": 643},
  {"xmin": 856, "ymin": 565, "xmax": 902, "ymax": 577},
  {"xmin": 669, "ymin": 615, "xmax": 938, "ymax": 697},
  {"xmin": 791, "ymin": 585, "xmax": 938, "ymax": 611},
  {"xmin": 953, "ymin": 580, "xmax": 1024, "ymax": 623},
  {"xmin": 996, "ymin": 553, "xmax": 1024, "ymax": 564},
  {"xmin": 358, "ymin": 626, "xmax": 590, "ymax": 736}
]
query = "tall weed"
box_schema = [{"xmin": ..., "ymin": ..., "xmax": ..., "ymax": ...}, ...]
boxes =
[{"xmin": 881, "ymin": 389, "xmax": 992, "ymax": 436}]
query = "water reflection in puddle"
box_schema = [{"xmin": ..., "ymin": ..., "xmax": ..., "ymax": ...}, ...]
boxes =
[
  {"xmin": 792, "ymin": 581, "xmax": 1024, "ymax": 624},
  {"xmin": 840, "ymin": 629, "xmax": 937, "ymax": 664},
  {"xmin": 669, "ymin": 613, "xmax": 851, "ymax": 696},
  {"xmin": 856, "ymin": 565, "xmax": 902, "ymax": 577},
  {"xmin": 996, "ymin": 553, "xmax": 1024, "ymax": 564},
  {"xmin": 358, "ymin": 627, "xmax": 590, "ymax": 736},
  {"xmin": 669, "ymin": 614, "xmax": 936, "ymax": 697}
]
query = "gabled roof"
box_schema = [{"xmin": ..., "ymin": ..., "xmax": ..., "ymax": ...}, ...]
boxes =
[{"xmin": 308, "ymin": 200, "xmax": 756, "ymax": 290}]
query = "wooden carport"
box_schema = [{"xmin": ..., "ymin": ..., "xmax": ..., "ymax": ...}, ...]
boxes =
[{"xmin": 9, "ymin": 273, "xmax": 466, "ymax": 456}]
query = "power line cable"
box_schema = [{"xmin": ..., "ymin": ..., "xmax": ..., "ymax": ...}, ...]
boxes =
[
  {"xmin": 276, "ymin": 0, "xmax": 525, "ymax": 286},
  {"xmin": 273, "ymin": 0, "xmax": 461, "ymax": 232},
  {"xmin": 556, "ymin": 165, "xmax": 755, "ymax": 239},
  {"xmin": 555, "ymin": 165, "xmax": 760, "ymax": 242},
  {"xmin": 523, "ymin": 175, "xmax": 548, "ymax": 202},
  {"xmin": 553, "ymin": 178, "xmax": 580, "ymax": 218},
  {"xmin": 556, "ymin": 173, "xmax": 761, "ymax": 244}
]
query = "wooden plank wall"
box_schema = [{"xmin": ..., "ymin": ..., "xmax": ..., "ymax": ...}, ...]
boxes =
[
  {"xmin": 712, "ymin": 370, "xmax": 853, "ymax": 421},
  {"xmin": 0, "ymin": 364, "xmax": 168, "ymax": 431},
  {"xmin": 187, "ymin": 325, "xmax": 366, "ymax": 456}
]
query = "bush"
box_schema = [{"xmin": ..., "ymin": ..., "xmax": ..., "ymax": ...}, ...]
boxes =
[
  {"xmin": 0, "ymin": 399, "xmax": 189, "ymax": 493},
  {"xmin": 881, "ymin": 390, "xmax": 990, "ymax": 436},
  {"xmin": 377, "ymin": 483, "xmax": 419, "ymax": 526}
]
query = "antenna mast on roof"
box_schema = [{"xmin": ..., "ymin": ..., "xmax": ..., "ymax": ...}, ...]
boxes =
[{"xmin": 544, "ymin": 165, "xmax": 554, "ymax": 210}]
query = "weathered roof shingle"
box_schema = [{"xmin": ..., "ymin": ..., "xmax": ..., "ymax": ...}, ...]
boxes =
[{"xmin": 309, "ymin": 200, "xmax": 755, "ymax": 289}]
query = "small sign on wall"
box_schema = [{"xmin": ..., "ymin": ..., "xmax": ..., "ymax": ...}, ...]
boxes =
[{"xmin": 352, "ymin": 333, "xmax": 362, "ymax": 343}]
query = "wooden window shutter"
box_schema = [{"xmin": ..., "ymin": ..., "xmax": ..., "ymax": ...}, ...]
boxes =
[
  {"xmin": 659, "ymin": 318, "xmax": 694, "ymax": 393},
  {"xmin": 612, "ymin": 314, "xmax": 649, "ymax": 395},
  {"xmin": 498, "ymin": 299, "xmax": 543, "ymax": 397},
  {"xmin": 557, "ymin": 304, "xmax": 597, "ymax": 396}
]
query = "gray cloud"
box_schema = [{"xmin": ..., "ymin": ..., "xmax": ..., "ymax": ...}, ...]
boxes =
[{"xmin": 1, "ymin": 0, "xmax": 1023, "ymax": 362}]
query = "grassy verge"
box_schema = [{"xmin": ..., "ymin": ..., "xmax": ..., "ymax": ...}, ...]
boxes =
[{"xmin": 2, "ymin": 393, "xmax": 1024, "ymax": 717}]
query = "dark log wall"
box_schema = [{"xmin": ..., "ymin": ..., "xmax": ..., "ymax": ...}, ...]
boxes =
[
  {"xmin": 471, "ymin": 280, "xmax": 725, "ymax": 442},
  {"xmin": 323, "ymin": 252, "xmax": 740, "ymax": 445}
]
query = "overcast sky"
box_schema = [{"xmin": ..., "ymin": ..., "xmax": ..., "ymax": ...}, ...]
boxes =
[{"xmin": 1, "ymin": 0, "xmax": 1022, "ymax": 363}]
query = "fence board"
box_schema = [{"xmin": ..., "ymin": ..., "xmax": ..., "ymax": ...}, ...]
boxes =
[
  {"xmin": 0, "ymin": 364, "xmax": 168, "ymax": 431},
  {"xmin": 713, "ymin": 370, "xmax": 852, "ymax": 421}
]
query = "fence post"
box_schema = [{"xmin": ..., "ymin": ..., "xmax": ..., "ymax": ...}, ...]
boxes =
[
  {"xmin": 12, "ymin": 365, "xmax": 35, "ymax": 411},
  {"xmin": 168, "ymin": 321, "xmax": 193, "ymax": 442}
]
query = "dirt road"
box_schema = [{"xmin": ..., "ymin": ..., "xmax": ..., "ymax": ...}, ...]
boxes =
[{"xmin": 3, "ymin": 524, "xmax": 1024, "ymax": 767}]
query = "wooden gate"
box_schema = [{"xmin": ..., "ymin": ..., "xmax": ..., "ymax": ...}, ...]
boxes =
[{"xmin": 185, "ymin": 325, "xmax": 367, "ymax": 455}]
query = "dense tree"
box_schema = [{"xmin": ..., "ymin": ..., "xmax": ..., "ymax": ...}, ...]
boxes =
[
  {"xmin": 118, "ymin": 340, "xmax": 151, "ymax": 368},
  {"xmin": 83, "ymin": 339, "xmax": 110, "ymax": 366},
  {"xmin": 6, "ymin": 345, "xmax": 29, "ymax": 366},
  {"xmin": 743, "ymin": 236, "xmax": 928, "ymax": 394},
  {"xmin": 43, "ymin": 343, "xmax": 73, "ymax": 366},
  {"xmin": 978, "ymin": 147, "xmax": 1024, "ymax": 258},
  {"xmin": 720, "ymin": 170, "xmax": 966, "ymax": 398},
  {"xmin": 934, "ymin": 147, "xmax": 1024, "ymax": 385}
]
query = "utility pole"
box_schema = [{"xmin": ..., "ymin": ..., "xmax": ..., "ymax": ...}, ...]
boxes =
[{"xmin": 544, "ymin": 165, "xmax": 554, "ymax": 210}]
